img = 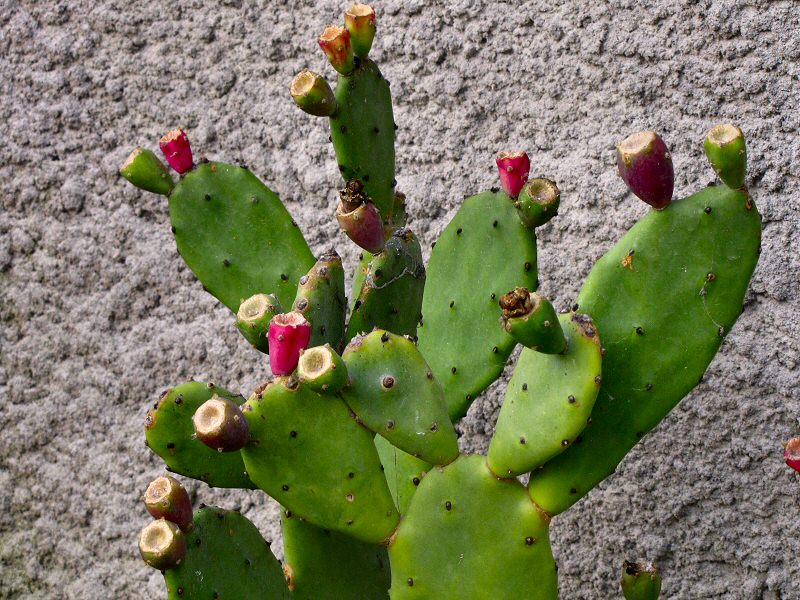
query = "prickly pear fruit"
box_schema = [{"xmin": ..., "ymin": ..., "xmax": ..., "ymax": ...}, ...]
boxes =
[
  {"xmin": 345, "ymin": 4, "xmax": 377, "ymax": 57},
  {"xmin": 160, "ymin": 506, "xmax": 291, "ymax": 600},
  {"xmin": 298, "ymin": 344, "xmax": 349, "ymax": 394},
  {"xmin": 166, "ymin": 161, "xmax": 314, "ymax": 311},
  {"xmin": 489, "ymin": 312, "xmax": 601, "ymax": 478},
  {"xmin": 159, "ymin": 128, "xmax": 193, "ymax": 174},
  {"xmin": 621, "ymin": 560, "xmax": 662, "ymax": 600},
  {"xmin": 336, "ymin": 179, "xmax": 385, "ymax": 253},
  {"xmin": 319, "ymin": 25, "xmax": 356, "ymax": 75},
  {"xmin": 139, "ymin": 519, "xmax": 187, "ymax": 571},
  {"xmin": 784, "ymin": 437, "xmax": 800, "ymax": 473},
  {"xmin": 374, "ymin": 434, "xmax": 431, "ymax": 515},
  {"xmin": 499, "ymin": 288, "xmax": 565, "ymax": 354},
  {"xmin": 516, "ymin": 178, "xmax": 560, "ymax": 228},
  {"xmin": 145, "ymin": 381, "xmax": 253, "ymax": 489},
  {"xmin": 240, "ymin": 377, "xmax": 399, "ymax": 543},
  {"xmin": 418, "ymin": 189, "xmax": 538, "ymax": 420},
  {"xmin": 496, "ymin": 151, "xmax": 531, "ymax": 198},
  {"xmin": 293, "ymin": 252, "xmax": 347, "ymax": 351},
  {"xmin": 268, "ymin": 312, "xmax": 312, "ymax": 376},
  {"xmin": 346, "ymin": 228, "xmax": 425, "ymax": 339},
  {"xmin": 290, "ymin": 70, "xmax": 337, "ymax": 117},
  {"xmin": 282, "ymin": 511, "xmax": 390, "ymax": 600},
  {"xmin": 342, "ymin": 330, "xmax": 458, "ymax": 465},
  {"xmin": 192, "ymin": 395, "xmax": 250, "ymax": 452},
  {"xmin": 616, "ymin": 131, "xmax": 674, "ymax": 209},
  {"xmin": 529, "ymin": 185, "xmax": 760, "ymax": 515},
  {"xmin": 388, "ymin": 455, "xmax": 557, "ymax": 600},
  {"xmin": 236, "ymin": 293, "xmax": 282, "ymax": 353},
  {"xmin": 143, "ymin": 475, "xmax": 193, "ymax": 530},
  {"xmin": 704, "ymin": 124, "xmax": 746, "ymax": 190},
  {"xmin": 120, "ymin": 147, "xmax": 174, "ymax": 195}
]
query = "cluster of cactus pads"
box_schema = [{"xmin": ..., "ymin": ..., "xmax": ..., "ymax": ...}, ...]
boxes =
[{"xmin": 121, "ymin": 5, "xmax": 761, "ymax": 598}]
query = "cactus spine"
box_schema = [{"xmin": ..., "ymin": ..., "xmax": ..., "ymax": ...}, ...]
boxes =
[{"xmin": 122, "ymin": 4, "xmax": 761, "ymax": 598}]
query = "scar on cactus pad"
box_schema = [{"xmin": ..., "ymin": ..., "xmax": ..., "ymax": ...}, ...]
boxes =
[{"xmin": 120, "ymin": 3, "xmax": 761, "ymax": 597}]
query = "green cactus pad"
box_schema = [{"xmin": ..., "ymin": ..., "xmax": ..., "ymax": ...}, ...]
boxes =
[
  {"xmin": 240, "ymin": 377, "xmax": 399, "ymax": 543},
  {"xmin": 163, "ymin": 506, "xmax": 290, "ymax": 600},
  {"xmin": 529, "ymin": 185, "xmax": 761, "ymax": 515},
  {"xmin": 169, "ymin": 162, "xmax": 315, "ymax": 311},
  {"xmin": 346, "ymin": 229, "xmax": 425, "ymax": 339},
  {"xmin": 374, "ymin": 434, "xmax": 432, "ymax": 515},
  {"xmin": 388, "ymin": 455, "xmax": 557, "ymax": 600},
  {"xmin": 330, "ymin": 59, "xmax": 396, "ymax": 222},
  {"xmin": 418, "ymin": 191, "xmax": 539, "ymax": 420},
  {"xmin": 293, "ymin": 252, "xmax": 347, "ymax": 351},
  {"xmin": 488, "ymin": 312, "xmax": 602, "ymax": 478},
  {"xmin": 145, "ymin": 381, "xmax": 253, "ymax": 489},
  {"xmin": 342, "ymin": 330, "xmax": 458, "ymax": 465},
  {"xmin": 282, "ymin": 511, "xmax": 390, "ymax": 600}
]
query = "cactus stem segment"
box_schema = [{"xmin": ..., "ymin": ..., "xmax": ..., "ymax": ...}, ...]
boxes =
[
  {"xmin": 192, "ymin": 395, "xmax": 250, "ymax": 452},
  {"xmin": 319, "ymin": 25, "xmax": 356, "ymax": 75},
  {"xmin": 290, "ymin": 70, "xmax": 337, "ymax": 117},
  {"xmin": 143, "ymin": 475, "xmax": 193, "ymax": 530},
  {"xmin": 616, "ymin": 131, "xmax": 674, "ymax": 209},
  {"xmin": 159, "ymin": 129, "xmax": 194, "ymax": 174},
  {"xmin": 139, "ymin": 519, "xmax": 187, "ymax": 571},
  {"xmin": 784, "ymin": 437, "xmax": 800, "ymax": 473},
  {"xmin": 704, "ymin": 124, "xmax": 746, "ymax": 190},
  {"xmin": 496, "ymin": 151, "xmax": 530, "ymax": 199},
  {"xmin": 345, "ymin": 4, "xmax": 377, "ymax": 57},
  {"xmin": 120, "ymin": 147, "xmax": 174, "ymax": 195},
  {"xmin": 268, "ymin": 312, "xmax": 313, "ymax": 375}
]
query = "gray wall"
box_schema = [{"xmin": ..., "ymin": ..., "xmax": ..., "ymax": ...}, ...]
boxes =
[{"xmin": 2, "ymin": 1, "xmax": 798, "ymax": 598}]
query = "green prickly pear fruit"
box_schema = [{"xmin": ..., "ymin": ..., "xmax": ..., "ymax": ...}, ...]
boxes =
[
  {"xmin": 293, "ymin": 252, "xmax": 347, "ymax": 350},
  {"xmin": 143, "ymin": 475, "xmax": 193, "ymax": 531},
  {"xmin": 139, "ymin": 519, "xmax": 187, "ymax": 571},
  {"xmin": 616, "ymin": 131, "xmax": 674, "ymax": 209},
  {"xmin": 290, "ymin": 69, "xmax": 337, "ymax": 117},
  {"xmin": 515, "ymin": 178, "xmax": 560, "ymax": 228},
  {"xmin": 192, "ymin": 395, "xmax": 250, "ymax": 452},
  {"xmin": 388, "ymin": 455, "xmax": 557, "ymax": 600},
  {"xmin": 345, "ymin": 4, "xmax": 377, "ymax": 57},
  {"xmin": 342, "ymin": 330, "xmax": 458, "ymax": 465},
  {"xmin": 489, "ymin": 311, "xmax": 602, "ymax": 478},
  {"xmin": 159, "ymin": 128, "xmax": 193, "ymax": 174},
  {"xmin": 621, "ymin": 560, "xmax": 662, "ymax": 600},
  {"xmin": 146, "ymin": 382, "xmax": 254, "ymax": 489},
  {"xmin": 499, "ymin": 288, "xmax": 565, "ymax": 354},
  {"xmin": 236, "ymin": 293, "xmax": 282, "ymax": 353},
  {"xmin": 120, "ymin": 147, "xmax": 174, "ymax": 195},
  {"xmin": 496, "ymin": 151, "xmax": 531, "ymax": 198},
  {"xmin": 319, "ymin": 24, "xmax": 356, "ymax": 75},
  {"xmin": 240, "ymin": 377, "xmax": 399, "ymax": 543},
  {"xmin": 298, "ymin": 344, "xmax": 349, "ymax": 394},
  {"xmin": 336, "ymin": 179, "xmax": 385, "ymax": 253},
  {"xmin": 704, "ymin": 124, "xmax": 746, "ymax": 190}
]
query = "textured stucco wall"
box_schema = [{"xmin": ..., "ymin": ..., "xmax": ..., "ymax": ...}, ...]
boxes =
[{"xmin": 2, "ymin": 1, "xmax": 799, "ymax": 598}]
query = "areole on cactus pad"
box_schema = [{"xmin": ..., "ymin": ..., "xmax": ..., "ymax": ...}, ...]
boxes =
[{"xmin": 121, "ymin": 4, "xmax": 762, "ymax": 599}]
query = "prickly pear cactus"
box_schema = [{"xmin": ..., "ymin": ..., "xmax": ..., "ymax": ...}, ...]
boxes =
[{"xmin": 122, "ymin": 4, "xmax": 761, "ymax": 598}]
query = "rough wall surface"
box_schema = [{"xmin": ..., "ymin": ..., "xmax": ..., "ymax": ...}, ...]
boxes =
[{"xmin": 1, "ymin": 1, "xmax": 798, "ymax": 598}]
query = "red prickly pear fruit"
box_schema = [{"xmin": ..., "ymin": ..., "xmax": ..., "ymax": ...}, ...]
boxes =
[
  {"xmin": 143, "ymin": 475, "xmax": 193, "ymax": 530},
  {"xmin": 268, "ymin": 312, "xmax": 312, "ymax": 376},
  {"xmin": 335, "ymin": 179, "xmax": 385, "ymax": 253},
  {"xmin": 616, "ymin": 131, "xmax": 674, "ymax": 209},
  {"xmin": 139, "ymin": 519, "xmax": 187, "ymax": 571},
  {"xmin": 192, "ymin": 396, "xmax": 250, "ymax": 452},
  {"xmin": 784, "ymin": 437, "xmax": 800, "ymax": 473},
  {"xmin": 496, "ymin": 151, "xmax": 531, "ymax": 199},
  {"xmin": 159, "ymin": 128, "xmax": 193, "ymax": 174},
  {"xmin": 319, "ymin": 25, "xmax": 355, "ymax": 75},
  {"xmin": 345, "ymin": 4, "xmax": 377, "ymax": 58}
]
